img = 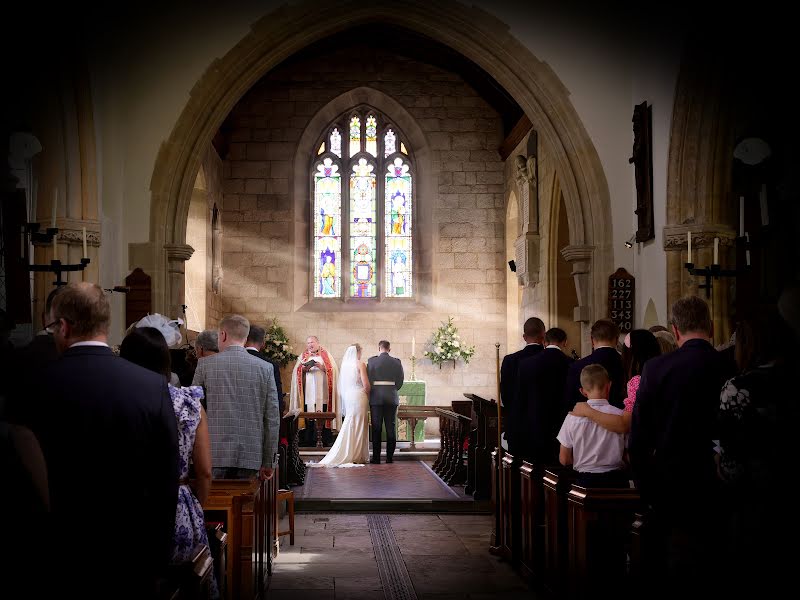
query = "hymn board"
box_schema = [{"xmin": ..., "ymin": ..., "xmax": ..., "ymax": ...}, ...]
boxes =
[{"xmin": 607, "ymin": 268, "xmax": 635, "ymax": 332}]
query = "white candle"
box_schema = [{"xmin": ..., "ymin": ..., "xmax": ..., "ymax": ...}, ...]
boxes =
[
  {"xmin": 687, "ymin": 230, "xmax": 692, "ymax": 264},
  {"xmin": 82, "ymin": 227, "xmax": 87, "ymax": 258},
  {"xmin": 713, "ymin": 237, "xmax": 719, "ymax": 265},
  {"xmin": 745, "ymin": 232, "xmax": 751, "ymax": 266},
  {"xmin": 759, "ymin": 184, "xmax": 769, "ymax": 226},
  {"xmin": 412, "ymin": 336, "xmax": 415, "ymax": 357},
  {"xmin": 52, "ymin": 188, "xmax": 58, "ymax": 228},
  {"xmin": 739, "ymin": 196, "xmax": 745, "ymax": 237}
]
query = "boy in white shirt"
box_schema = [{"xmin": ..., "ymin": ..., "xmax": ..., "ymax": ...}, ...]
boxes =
[{"xmin": 557, "ymin": 364, "xmax": 630, "ymax": 488}]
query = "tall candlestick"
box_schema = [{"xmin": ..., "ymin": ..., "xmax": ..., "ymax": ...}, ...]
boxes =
[
  {"xmin": 713, "ymin": 237, "xmax": 719, "ymax": 265},
  {"xmin": 52, "ymin": 232, "xmax": 58, "ymax": 261},
  {"xmin": 759, "ymin": 184, "xmax": 769, "ymax": 226},
  {"xmin": 411, "ymin": 336, "xmax": 415, "ymax": 357},
  {"xmin": 745, "ymin": 232, "xmax": 751, "ymax": 267},
  {"xmin": 739, "ymin": 196, "xmax": 745, "ymax": 237},
  {"xmin": 82, "ymin": 227, "xmax": 87, "ymax": 258},
  {"xmin": 52, "ymin": 188, "xmax": 58, "ymax": 228},
  {"xmin": 687, "ymin": 230, "xmax": 692, "ymax": 264}
]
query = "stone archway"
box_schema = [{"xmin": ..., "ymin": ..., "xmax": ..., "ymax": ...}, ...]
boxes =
[{"xmin": 144, "ymin": 0, "xmax": 612, "ymax": 323}]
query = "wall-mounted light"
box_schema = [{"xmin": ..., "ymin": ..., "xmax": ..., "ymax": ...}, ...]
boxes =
[
  {"xmin": 508, "ymin": 260, "xmax": 516, "ymax": 272},
  {"xmin": 624, "ymin": 235, "xmax": 636, "ymax": 249}
]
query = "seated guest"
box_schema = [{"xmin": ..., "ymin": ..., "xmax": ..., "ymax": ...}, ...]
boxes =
[
  {"xmin": 653, "ymin": 329, "xmax": 677, "ymax": 354},
  {"xmin": 30, "ymin": 282, "xmax": 178, "ymax": 598},
  {"xmin": 564, "ymin": 319, "xmax": 625, "ymax": 411},
  {"xmin": 557, "ymin": 364, "xmax": 629, "ymax": 488},
  {"xmin": 571, "ymin": 329, "xmax": 661, "ymax": 434},
  {"xmin": 120, "ymin": 327, "xmax": 218, "ymax": 599}
]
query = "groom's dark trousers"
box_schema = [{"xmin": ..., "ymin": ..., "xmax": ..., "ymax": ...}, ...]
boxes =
[{"xmin": 367, "ymin": 352, "xmax": 405, "ymax": 461}]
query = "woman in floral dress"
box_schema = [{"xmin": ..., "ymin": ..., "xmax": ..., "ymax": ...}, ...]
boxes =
[{"xmin": 120, "ymin": 327, "xmax": 219, "ymax": 599}]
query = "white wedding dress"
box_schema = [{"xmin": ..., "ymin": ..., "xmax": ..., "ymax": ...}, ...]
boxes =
[{"xmin": 308, "ymin": 346, "xmax": 370, "ymax": 467}]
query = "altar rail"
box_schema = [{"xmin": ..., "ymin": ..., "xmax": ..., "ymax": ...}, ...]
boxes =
[{"xmin": 432, "ymin": 407, "xmax": 471, "ymax": 484}]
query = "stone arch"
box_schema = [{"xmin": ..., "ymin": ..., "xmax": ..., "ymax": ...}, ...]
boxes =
[
  {"xmin": 146, "ymin": 0, "xmax": 612, "ymax": 321},
  {"xmin": 505, "ymin": 190, "xmax": 520, "ymax": 352},
  {"xmin": 291, "ymin": 86, "xmax": 434, "ymax": 310}
]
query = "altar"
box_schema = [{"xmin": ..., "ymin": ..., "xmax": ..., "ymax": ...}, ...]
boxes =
[{"xmin": 381, "ymin": 380, "xmax": 426, "ymax": 442}]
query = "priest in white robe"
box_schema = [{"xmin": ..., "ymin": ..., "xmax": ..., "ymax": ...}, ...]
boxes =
[{"xmin": 289, "ymin": 336, "xmax": 340, "ymax": 446}]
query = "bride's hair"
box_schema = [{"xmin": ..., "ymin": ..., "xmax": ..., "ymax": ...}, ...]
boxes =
[{"xmin": 352, "ymin": 343, "xmax": 362, "ymax": 354}]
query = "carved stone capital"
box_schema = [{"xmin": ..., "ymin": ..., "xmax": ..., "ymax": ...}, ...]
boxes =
[
  {"xmin": 560, "ymin": 244, "xmax": 594, "ymax": 271},
  {"xmin": 663, "ymin": 225, "xmax": 736, "ymax": 251},
  {"xmin": 164, "ymin": 243, "xmax": 195, "ymax": 262},
  {"xmin": 57, "ymin": 228, "xmax": 101, "ymax": 247},
  {"xmin": 514, "ymin": 232, "xmax": 541, "ymax": 286}
]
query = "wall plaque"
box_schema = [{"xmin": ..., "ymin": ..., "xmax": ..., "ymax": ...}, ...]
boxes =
[{"xmin": 608, "ymin": 268, "xmax": 635, "ymax": 332}]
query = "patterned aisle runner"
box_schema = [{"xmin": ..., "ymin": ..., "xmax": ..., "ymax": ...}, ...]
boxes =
[{"xmin": 367, "ymin": 514, "xmax": 418, "ymax": 600}]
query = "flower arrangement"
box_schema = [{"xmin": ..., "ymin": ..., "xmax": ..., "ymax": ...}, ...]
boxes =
[
  {"xmin": 261, "ymin": 318, "xmax": 299, "ymax": 367},
  {"xmin": 423, "ymin": 316, "xmax": 476, "ymax": 369}
]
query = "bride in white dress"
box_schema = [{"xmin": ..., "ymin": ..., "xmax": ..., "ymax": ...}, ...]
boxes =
[{"xmin": 308, "ymin": 343, "xmax": 371, "ymax": 467}]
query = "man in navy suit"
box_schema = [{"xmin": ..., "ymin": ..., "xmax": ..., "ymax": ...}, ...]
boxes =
[
  {"xmin": 629, "ymin": 296, "xmax": 736, "ymax": 593},
  {"xmin": 516, "ymin": 327, "xmax": 574, "ymax": 463},
  {"xmin": 30, "ymin": 283, "xmax": 179, "ymax": 598},
  {"xmin": 246, "ymin": 325, "xmax": 284, "ymax": 414},
  {"xmin": 500, "ymin": 317, "xmax": 546, "ymax": 455},
  {"xmin": 564, "ymin": 319, "xmax": 625, "ymax": 411},
  {"xmin": 367, "ymin": 340, "xmax": 404, "ymax": 463}
]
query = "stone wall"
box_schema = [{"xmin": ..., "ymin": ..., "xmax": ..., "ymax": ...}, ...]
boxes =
[{"xmin": 217, "ymin": 44, "xmax": 506, "ymax": 405}]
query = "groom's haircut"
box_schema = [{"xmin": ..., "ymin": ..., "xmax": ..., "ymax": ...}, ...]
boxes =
[
  {"xmin": 247, "ymin": 325, "xmax": 266, "ymax": 346},
  {"xmin": 379, "ymin": 340, "xmax": 391, "ymax": 351}
]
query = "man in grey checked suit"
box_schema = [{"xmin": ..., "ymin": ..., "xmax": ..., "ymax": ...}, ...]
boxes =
[
  {"xmin": 192, "ymin": 314, "xmax": 279, "ymax": 479},
  {"xmin": 367, "ymin": 340, "xmax": 405, "ymax": 464}
]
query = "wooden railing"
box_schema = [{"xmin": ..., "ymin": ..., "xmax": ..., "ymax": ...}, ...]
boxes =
[
  {"xmin": 280, "ymin": 411, "xmax": 306, "ymax": 486},
  {"xmin": 432, "ymin": 407, "xmax": 471, "ymax": 484}
]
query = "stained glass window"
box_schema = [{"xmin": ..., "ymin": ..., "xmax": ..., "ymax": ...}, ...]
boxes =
[
  {"xmin": 313, "ymin": 158, "xmax": 341, "ymax": 298},
  {"xmin": 349, "ymin": 159, "xmax": 377, "ymax": 298},
  {"xmin": 330, "ymin": 128, "xmax": 341, "ymax": 158},
  {"xmin": 385, "ymin": 158, "xmax": 413, "ymax": 297},
  {"xmin": 349, "ymin": 116, "xmax": 361, "ymax": 157},
  {"xmin": 311, "ymin": 110, "xmax": 413, "ymax": 301},
  {"xmin": 365, "ymin": 115, "xmax": 378, "ymax": 157},
  {"xmin": 384, "ymin": 129, "xmax": 396, "ymax": 157}
]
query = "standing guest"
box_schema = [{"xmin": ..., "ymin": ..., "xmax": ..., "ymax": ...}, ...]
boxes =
[
  {"xmin": 245, "ymin": 325, "xmax": 284, "ymax": 415},
  {"xmin": 648, "ymin": 325, "xmax": 669, "ymax": 333},
  {"xmin": 31, "ymin": 282, "xmax": 179, "ymax": 599},
  {"xmin": 500, "ymin": 317, "xmax": 546, "ymax": 454},
  {"xmin": 193, "ymin": 315, "xmax": 279, "ymax": 480},
  {"xmin": 564, "ymin": 319, "xmax": 625, "ymax": 411},
  {"xmin": 571, "ymin": 329, "xmax": 661, "ymax": 434},
  {"xmin": 557, "ymin": 364, "xmax": 629, "ymax": 488},
  {"xmin": 629, "ymin": 295, "xmax": 736, "ymax": 594},
  {"xmin": 653, "ymin": 329, "xmax": 677, "ymax": 354},
  {"xmin": 289, "ymin": 336, "xmax": 340, "ymax": 447},
  {"xmin": 120, "ymin": 327, "xmax": 218, "ymax": 599},
  {"xmin": 195, "ymin": 329, "xmax": 219, "ymax": 359},
  {"xmin": 515, "ymin": 327, "xmax": 574, "ymax": 462}
]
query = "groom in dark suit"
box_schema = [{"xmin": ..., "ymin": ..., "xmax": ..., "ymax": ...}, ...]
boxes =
[{"xmin": 367, "ymin": 340, "xmax": 404, "ymax": 463}]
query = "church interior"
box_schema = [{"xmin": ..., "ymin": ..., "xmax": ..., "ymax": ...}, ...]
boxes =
[{"xmin": 2, "ymin": 1, "xmax": 798, "ymax": 598}]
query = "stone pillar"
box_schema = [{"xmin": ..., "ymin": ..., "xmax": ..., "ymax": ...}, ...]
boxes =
[
  {"xmin": 514, "ymin": 154, "xmax": 540, "ymax": 287},
  {"xmin": 164, "ymin": 243, "xmax": 194, "ymax": 327},
  {"xmin": 560, "ymin": 244, "xmax": 594, "ymax": 355}
]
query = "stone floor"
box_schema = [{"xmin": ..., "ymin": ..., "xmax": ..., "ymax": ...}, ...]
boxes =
[{"xmin": 270, "ymin": 513, "xmax": 534, "ymax": 600}]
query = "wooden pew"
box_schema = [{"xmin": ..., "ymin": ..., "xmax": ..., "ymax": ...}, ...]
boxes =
[
  {"xmin": 157, "ymin": 544, "xmax": 214, "ymax": 600},
  {"xmin": 566, "ymin": 484, "xmax": 641, "ymax": 599},
  {"xmin": 542, "ymin": 467, "xmax": 575, "ymax": 595},
  {"xmin": 463, "ymin": 394, "xmax": 500, "ymax": 501},
  {"xmin": 501, "ymin": 452, "xmax": 522, "ymax": 564},
  {"xmin": 205, "ymin": 523, "xmax": 228, "ymax": 600},
  {"xmin": 490, "ymin": 448, "xmax": 502, "ymax": 553},
  {"xmin": 204, "ymin": 471, "xmax": 278, "ymax": 600},
  {"xmin": 519, "ymin": 460, "xmax": 547, "ymax": 579}
]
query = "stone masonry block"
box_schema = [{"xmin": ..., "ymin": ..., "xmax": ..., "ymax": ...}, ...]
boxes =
[
  {"xmin": 246, "ymin": 143, "xmax": 268, "ymax": 160},
  {"xmin": 244, "ymin": 179, "xmax": 266, "ymax": 194}
]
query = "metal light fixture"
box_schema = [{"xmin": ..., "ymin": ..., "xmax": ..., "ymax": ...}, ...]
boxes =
[{"xmin": 624, "ymin": 235, "xmax": 636, "ymax": 249}]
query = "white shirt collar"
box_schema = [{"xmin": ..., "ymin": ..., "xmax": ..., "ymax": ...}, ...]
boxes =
[
  {"xmin": 587, "ymin": 398, "xmax": 610, "ymax": 406},
  {"xmin": 593, "ymin": 344, "xmax": 616, "ymax": 350},
  {"xmin": 525, "ymin": 342, "xmax": 542, "ymax": 346},
  {"xmin": 245, "ymin": 345, "xmax": 260, "ymax": 351},
  {"xmin": 69, "ymin": 341, "xmax": 109, "ymax": 348},
  {"xmin": 545, "ymin": 344, "xmax": 561, "ymax": 350}
]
